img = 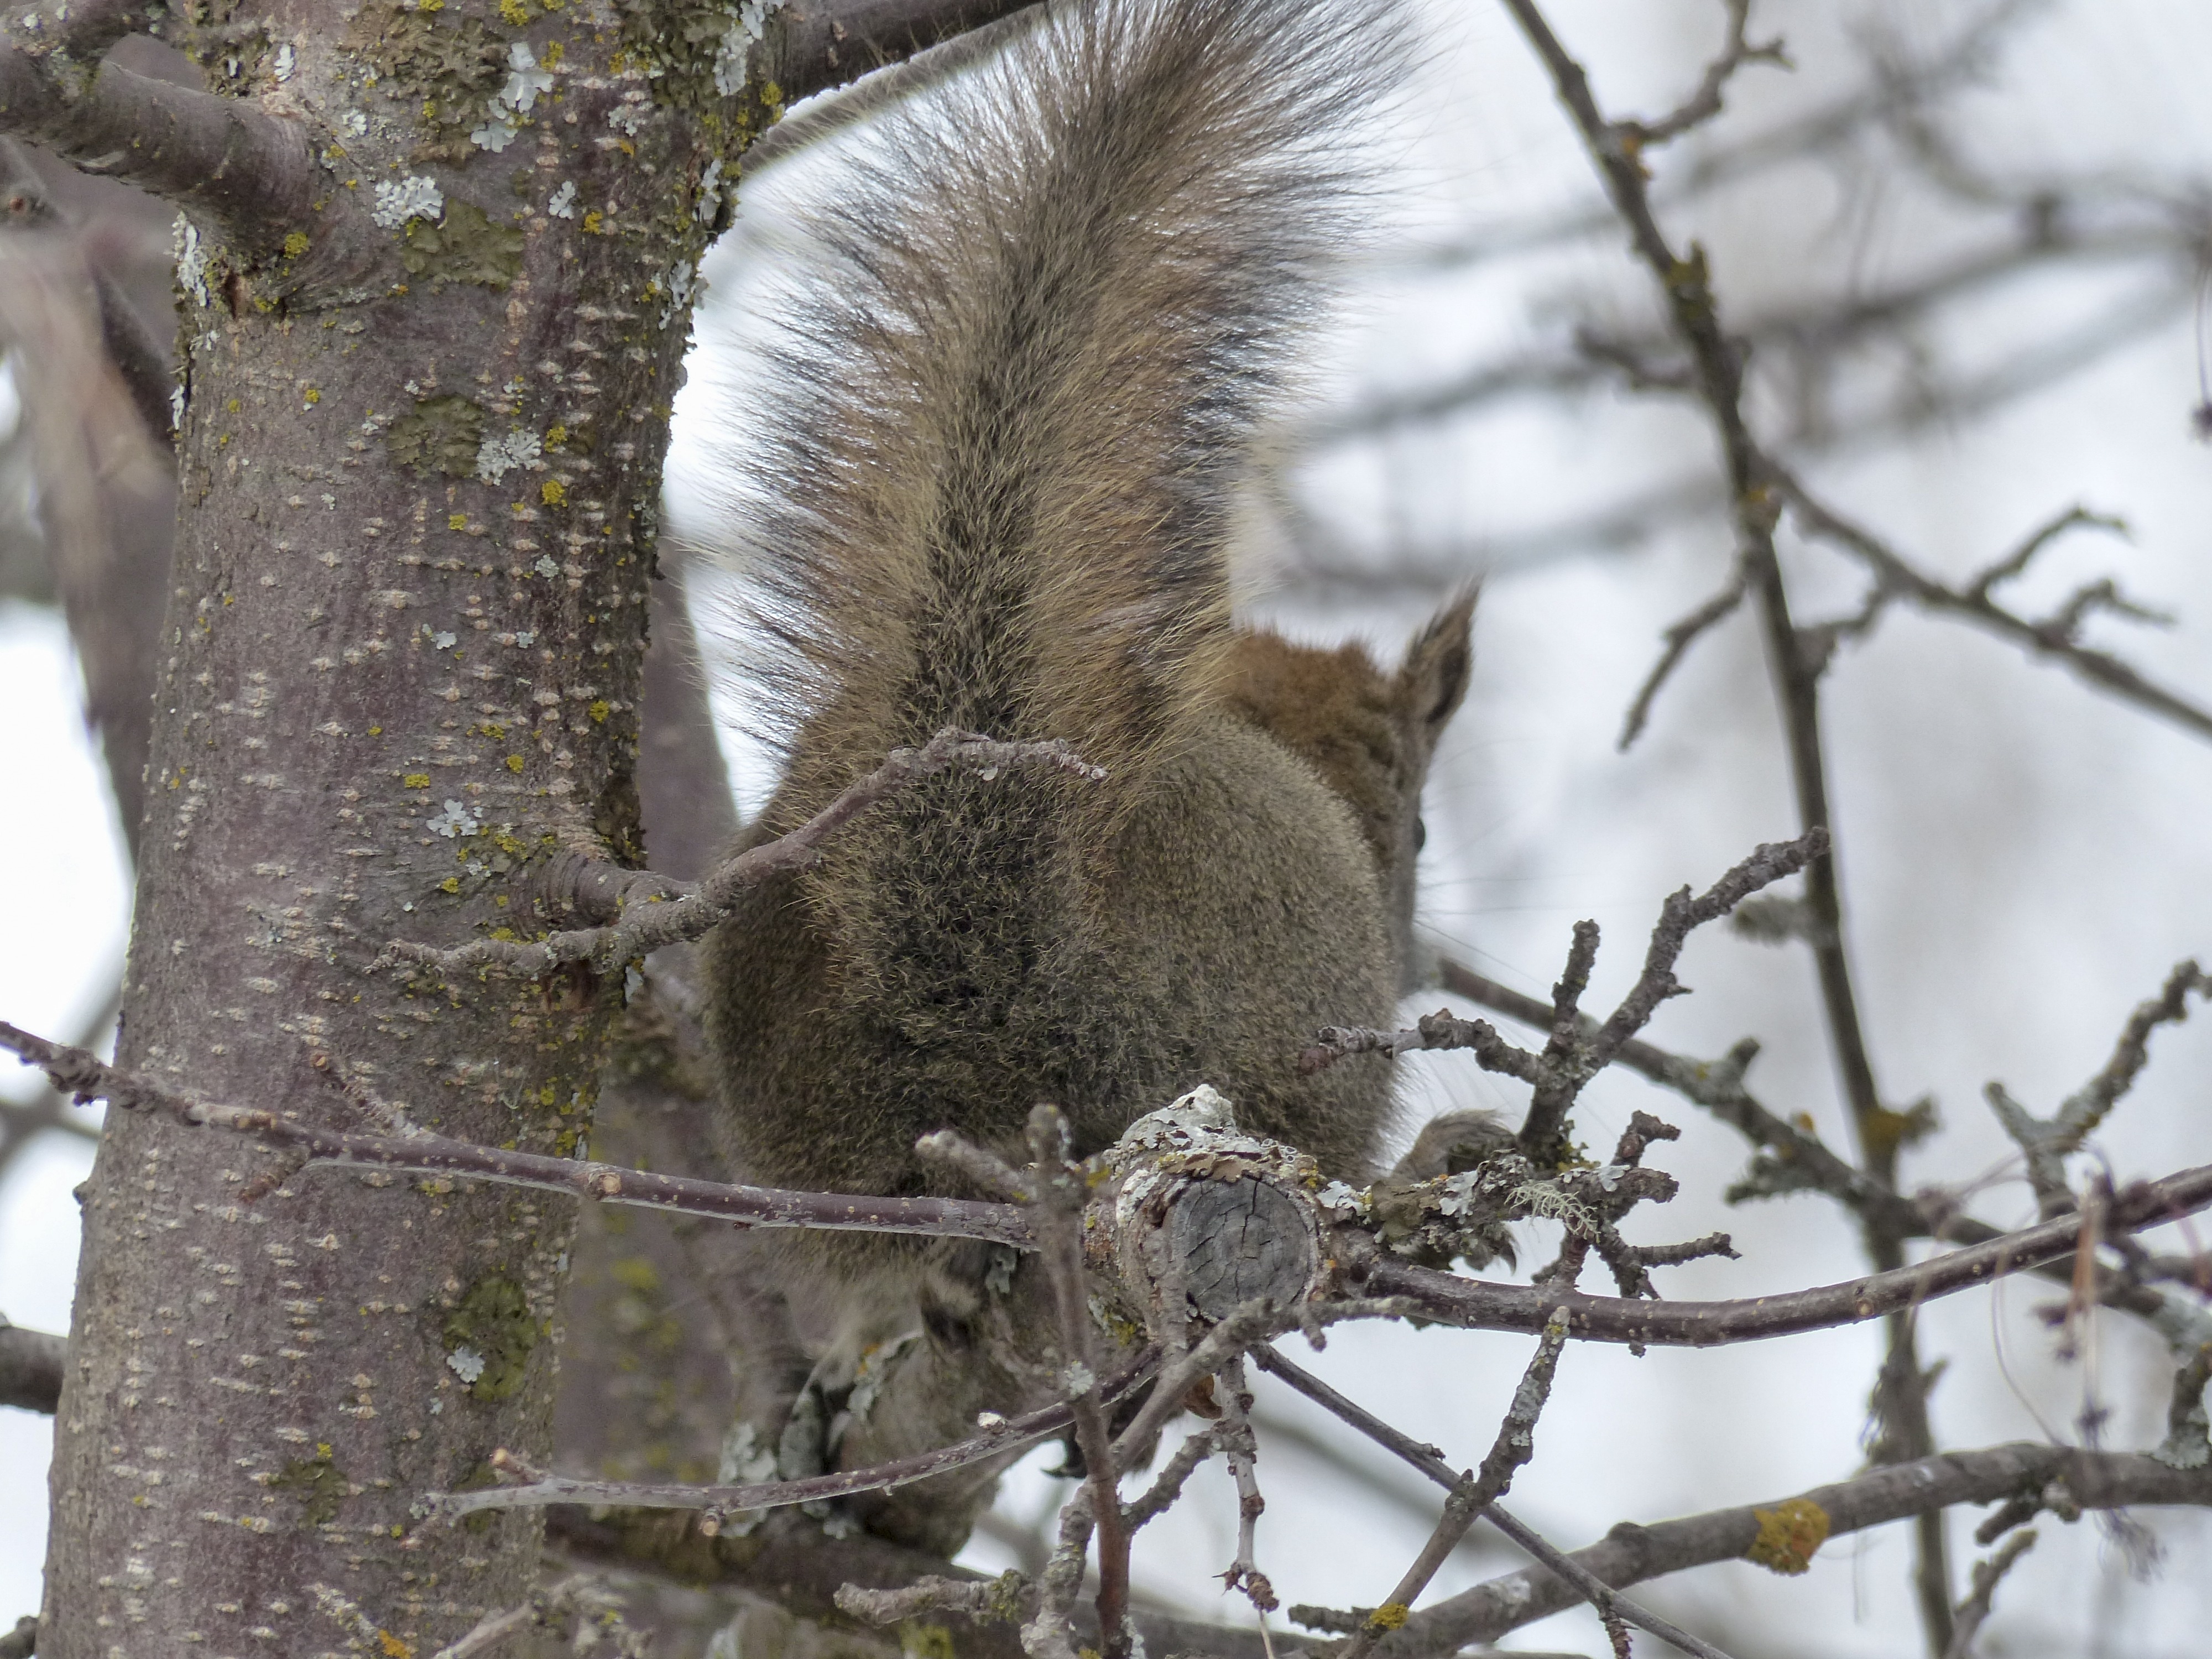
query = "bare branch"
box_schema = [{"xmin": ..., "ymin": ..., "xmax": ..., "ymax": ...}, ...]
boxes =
[
  {"xmin": 0, "ymin": 1018, "xmax": 1036, "ymax": 1247},
  {"xmin": 1214, "ymin": 1355, "xmax": 1277, "ymax": 1621},
  {"xmin": 1778, "ymin": 478, "xmax": 2212, "ymax": 745},
  {"xmin": 1988, "ymin": 961, "xmax": 2211, "ymax": 1223},
  {"xmin": 430, "ymin": 1574, "xmax": 644, "ymax": 1659},
  {"xmin": 1940, "ymin": 1531, "xmax": 2037, "ymax": 1659},
  {"xmin": 433, "ymin": 1348, "xmax": 1157, "ymax": 1521},
  {"xmin": 1618, "ymin": 0, "xmax": 1790, "ymax": 150},
  {"xmin": 0, "ymin": 34, "xmax": 385, "ymax": 289},
  {"xmin": 1619, "ymin": 563, "xmax": 1749, "ymax": 749},
  {"xmin": 1313, "ymin": 832, "xmax": 1823, "ymax": 1170},
  {"xmin": 1337, "ymin": 1310, "xmax": 1572, "ymax": 1659},
  {"xmin": 1495, "ymin": 2, "xmax": 1955, "ymax": 1629},
  {"xmin": 1393, "ymin": 1442, "xmax": 2211, "ymax": 1654},
  {"xmin": 385, "ymin": 729, "xmax": 1100, "ymax": 979},
  {"xmin": 1255, "ymin": 1344, "xmax": 1735, "ymax": 1659},
  {"xmin": 1357, "ymin": 1156, "xmax": 2212, "ymax": 1346}
]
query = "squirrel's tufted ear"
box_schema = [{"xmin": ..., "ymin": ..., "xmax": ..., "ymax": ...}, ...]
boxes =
[{"xmin": 1400, "ymin": 585, "xmax": 1477, "ymax": 740}]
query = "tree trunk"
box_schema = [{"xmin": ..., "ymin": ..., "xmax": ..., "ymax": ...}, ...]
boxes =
[{"xmin": 7, "ymin": 0, "xmax": 994, "ymax": 1646}]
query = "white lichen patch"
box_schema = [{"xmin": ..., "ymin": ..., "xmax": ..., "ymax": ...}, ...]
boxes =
[
  {"xmin": 173, "ymin": 215, "xmax": 208, "ymax": 307},
  {"xmin": 428, "ymin": 798, "xmax": 479, "ymax": 838},
  {"xmin": 445, "ymin": 1345, "xmax": 487, "ymax": 1383},
  {"xmin": 476, "ymin": 427, "xmax": 542, "ymax": 484},
  {"xmin": 271, "ymin": 42, "xmax": 295, "ymax": 82},
  {"xmin": 654, "ymin": 259, "xmax": 698, "ymax": 327},
  {"xmin": 371, "ymin": 175, "xmax": 444, "ymax": 231},
  {"xmin": 713, "ymin": 0, "xmax": 776, "ymax": 96},
  {"xmin": 476, "ymin": 41, "xmax": 554, "ymax": 152},
  {"xmin": 546, "ymin": 180, "xmax": 577, "ymax": 220}
]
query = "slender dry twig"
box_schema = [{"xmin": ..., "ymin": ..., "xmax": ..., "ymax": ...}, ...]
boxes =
[
  {"xmin": 0, "ymin": 1019, "xmax": 1035, "ymax": 1248},
  {"xmin": 1619, "ymin": 0, "xmax": 1790, "ymax": 150},
  {"xmin": 1940, "ymin": 1530, "xmax": 2036, "ymax": 1659},
  {"xmin": 1985, "ymin": 959, "xmax": 2208, "ymax": 1217},
  {"xmin": 1619, "ymin": 562, "xmax": 1751, "ymax": 749},
  {"xmin": 1026, "ymin": 1103, "xmax": 1135, "ymax": 1659},
  {"xmin": 1354, "ymin": 1157, "xmax": 2212, "ymax": 1347},
  {"xmin": 1338, "ymin": 1310, "xmax": 1572, "ymax": 1659},
  {"xmin": 430, "ymin": 1573, "xmax": 645, "ymax": 1659},
  {"xmin": 1776, "ymin": 480, "xmax": 2212, "ymax": 745},
  {"xmin": 1123, "ymin": 1425, "xmax": 1223, "ymax": 1532},
  {"xmin": 430, "ymin": 1347, "xmax": 1158, "ymax": 1520},
  {"xmin": 385, "ymin": 729, "xmax": 1100, "ymax": 979},
  {"xmin": 1311, "ymin": 831, "xmax": 1825, "ymax": 1166},
  {"xmin": 1256, "ymin": 1345, "xmax": 1736, "ymax": 1659},
  {"xmin": 1215, "ymin": 1354, "xmax": 1277, "ymax": 1620}
]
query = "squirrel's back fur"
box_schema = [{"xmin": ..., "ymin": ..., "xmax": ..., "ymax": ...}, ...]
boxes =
[{"xmin": 700, "ymin": 0, "xmax": 1468, "ymax": 1549}]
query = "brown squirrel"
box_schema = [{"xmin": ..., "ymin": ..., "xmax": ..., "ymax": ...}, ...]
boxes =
[{"xmin": 698, "ymin": 0, "xmax": 1468, "ymax": 1548}]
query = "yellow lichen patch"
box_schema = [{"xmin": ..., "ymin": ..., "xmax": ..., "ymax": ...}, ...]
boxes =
[
  {"xmin": 587, "ymin": 700, "xmax": 609, "ymax": 723},
  {"xmin": 505, "ymin": 754, "xmax": 526, "ymax": 772},
  {"xmin": 403, "ymin": 774, "xmax": 431, "ymax": 788},
  {"xmin": 377, "ymin": 1631, "xmax": 414, "ymax": 1658},
  {"xmin": 541, "ymin": 478, "xmax": 567, "ymax": 507},
  {"xmin": 283, "ymin": 231, "xmax": 311, "ymax": 258},
  {"xmin": 1746, "ymin": 1496, "xmax": 1829, "ymax": 1575},
  {"xmin": 1365, "ymin": 1604, "xmax": 1410, "ymax": 1632},
  {"xmin": 448, "ymin": 513, "xmax": 468, "ymax": 530}
]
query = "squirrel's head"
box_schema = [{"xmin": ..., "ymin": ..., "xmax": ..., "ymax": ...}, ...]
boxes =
[{"xmin": 1220, "ymin": 588, "xmax": 1476, "ymax": 994}]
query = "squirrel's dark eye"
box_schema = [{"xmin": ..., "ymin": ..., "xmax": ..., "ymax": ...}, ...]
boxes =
[{"xmin": 1412, "ymin": 816, "xmax": 1427, "ymax": 852}]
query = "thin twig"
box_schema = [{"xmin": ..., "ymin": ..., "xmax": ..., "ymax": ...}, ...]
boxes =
[
  {"xmin": 1338, "ymin": 1310, "xmax": 1572, "ymax": 1659},
  {"xmin": 1777, "ymin": 478, "xmax": 2212, "ymax": 746},
  {"xmin": 1386, "ymin": 1441, "xmax": 2209, "ymax": 1654},
  {"xmin": 1940, "ymin": 1531, "xmax": 2037, "ymax": 1659},
  {"xmin": 1254, "ymin": 1344, "xmax": 1737, "ymax": 1659},
  {"xmin": 1619, "ymin": 0, "xmax": 1791, "ymax": 150},
  {"xmin": 0, "ymin": 1019, "xmax": 1034, "ymax": 1248},
  {"xmin": 1619, "ymin": 564, "xmax": 1750, "ymax": 749},
  {"xmin": 385, "ymin": 729, "xmax": 1100, "ymax": 979},
  {"xmin": 1354, "ymin": 1157, "xmax": 2212, "ymax": 1345},
  {"xmin": 1215, "ymin": 1355, "xmax": 1277, "ymax": 1619},
  {"xmin": 1026, "ymin": 1104, "xmax": 1134, "ymax": 1659},
  {"xmin": 430, "ymin": 1347, "xmax": 1158, "ymax": 1520}
]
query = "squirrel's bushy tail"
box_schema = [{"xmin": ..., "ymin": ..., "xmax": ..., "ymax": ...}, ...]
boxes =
[{"xmin": 730, "ymin": 0, "xmax": 1405, "ymax": 805}]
